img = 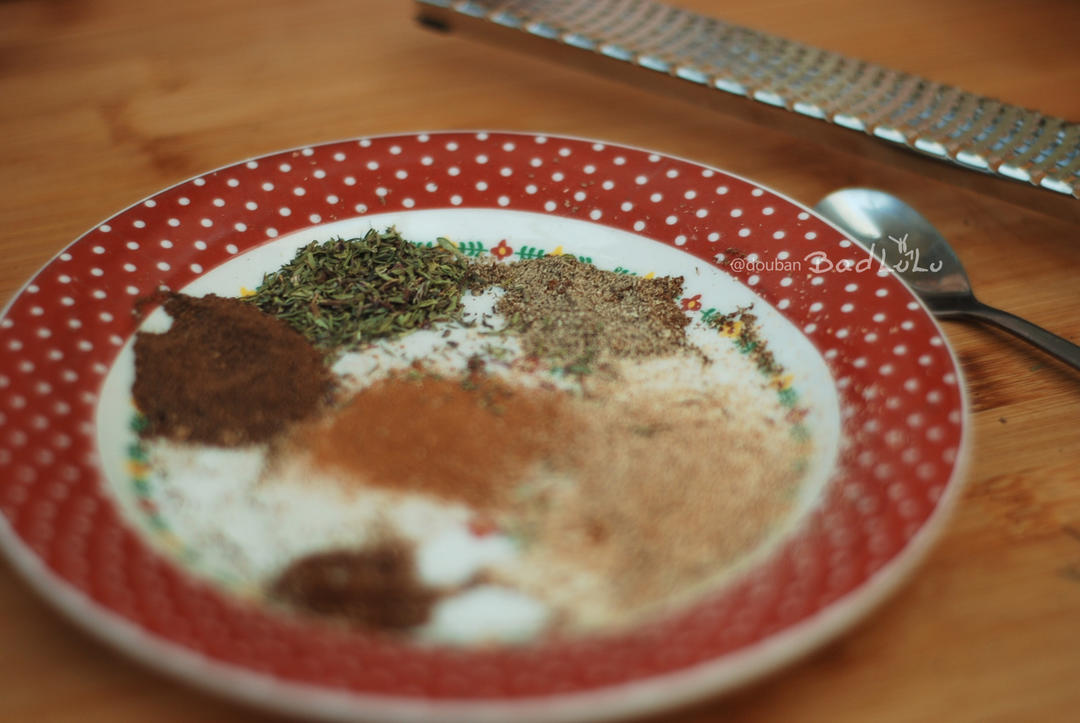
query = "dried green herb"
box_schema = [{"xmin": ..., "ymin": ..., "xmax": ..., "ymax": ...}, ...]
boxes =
[{"xmin": 246, "ymin": 228, "xmax": 469, "ymax": 352}]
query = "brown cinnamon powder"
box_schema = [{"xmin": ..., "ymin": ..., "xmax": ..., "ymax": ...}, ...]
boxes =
[{"xmin": 294, "ymin": 368, "xmax": 578, "ymax": 509}]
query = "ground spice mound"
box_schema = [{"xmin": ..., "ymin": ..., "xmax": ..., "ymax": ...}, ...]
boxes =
[
  {"xmin": 294, "ymin": 368, "xmax": 577, "ymax": 508},
  {"xmin": 133, "ymin": 293, "xmax": 333, "ymax": 446},
  {"xmin": 269, "ymin": 540, "xmax": 437, "ymax": 631},
  {"xmin": 473, "ymin": 255, "xmax": 689, "ymax": 370},
  {"xmin": 498, "ymin": 357, "xmax": 809, "ymax": 624}
]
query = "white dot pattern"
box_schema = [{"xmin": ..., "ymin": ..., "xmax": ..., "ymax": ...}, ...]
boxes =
[{"xmin": 0, "ymin": 131, "xmax": 966, "ymax": 703}]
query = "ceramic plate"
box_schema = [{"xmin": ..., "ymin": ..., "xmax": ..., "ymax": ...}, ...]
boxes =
[{"xmin": 0, "ymin": 132, "xmax": 968, "ymax": 722}]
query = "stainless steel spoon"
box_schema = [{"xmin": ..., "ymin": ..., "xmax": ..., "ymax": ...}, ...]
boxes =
[{"xmin": 814, "ymin": 188, "xmax": 1080, "ymax": 371}]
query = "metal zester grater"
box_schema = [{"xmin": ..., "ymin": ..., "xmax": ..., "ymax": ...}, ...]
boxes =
[{"xmin": 416, "ymin": 0, "xmax": 1080, "ymax": 223}]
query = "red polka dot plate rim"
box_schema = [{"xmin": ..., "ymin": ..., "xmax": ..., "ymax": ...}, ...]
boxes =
[{"xmin": 0, "ymin": 132, "xmax": 969, "ymax": 723}]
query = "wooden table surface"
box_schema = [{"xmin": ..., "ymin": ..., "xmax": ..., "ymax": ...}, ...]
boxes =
[{"xmin": 2, "ymin": 1, "xmax": 1079, "ymax": 721}]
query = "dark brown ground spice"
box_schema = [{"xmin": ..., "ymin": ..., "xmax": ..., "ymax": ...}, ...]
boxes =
[
  {"xmin": 471, "ymin": 255, "xmax": 689, "ymax": 370},
  {"xmin": 133, "ymin": 293, "xmax": 334, "ymax": 446},
  {"xmin": 269, "ymin": 539, "xmax": 438, "ymax": 631},
  {"xmin": 292, "ymin": 367, "xmax": 578, "ymax": 509}
]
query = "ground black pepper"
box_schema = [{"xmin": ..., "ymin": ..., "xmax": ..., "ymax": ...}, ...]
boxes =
[
  {"xmin": 472, "ymin": 254, "xmax": 689, "ymax": 371},
  {"xmin": 708, "ymin": 304, "xmax": 784, "ymax": 376}
]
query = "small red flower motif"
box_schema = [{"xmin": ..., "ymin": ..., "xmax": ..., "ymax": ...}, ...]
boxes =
[
  {"xmin": 681, "ymin": 294, "xmax": 702, "ymax": 311},
  {"xmin": 468, "ymin": 515, "xmax": 499, "ymax": 537},
  {"xmin": 491, "ymin": 239, "xmax": 514, "ymax": 260}
]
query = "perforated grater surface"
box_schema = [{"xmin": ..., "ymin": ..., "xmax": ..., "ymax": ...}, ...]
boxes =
[{"xmin": 417, "ymin": 0, "xmax": 1080, "ymax": 223}]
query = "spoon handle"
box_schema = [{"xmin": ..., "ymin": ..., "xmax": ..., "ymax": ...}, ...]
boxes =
[{"xmin": 946, "ymin": 301, "xmax": 1080, "ymax": 372}]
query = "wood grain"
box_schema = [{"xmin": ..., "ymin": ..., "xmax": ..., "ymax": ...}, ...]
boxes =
[{"xmin": 1, "ymin": 1, "xmax": 1078, "ymax": 721}]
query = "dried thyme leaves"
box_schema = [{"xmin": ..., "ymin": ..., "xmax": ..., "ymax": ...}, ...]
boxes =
[
  {"xmin": 473, "ymin": 254, "xmax": 689, "ymax": 371},
  {"xmin": 269, "ymin": 540, "xmax": 440, "ymax": 631},
  {"xmin": 246, "ymin": 228, "xmax": 469, "ymax": 352}
]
